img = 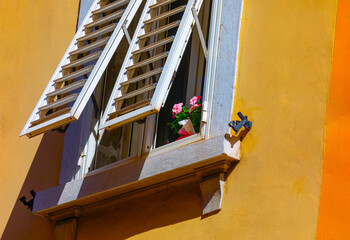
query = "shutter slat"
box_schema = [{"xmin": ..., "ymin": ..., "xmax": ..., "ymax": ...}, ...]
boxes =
[
  {"xmin": 85, "ymin": 10, "xmax": 124, "ymax": 28},
  {"xmin": 92, "ymin": 0, "xmax": 130, "ymax": 14},
  {"xmin": 21, "ymin": 0, "xmax": 144, "ymax": 137},
  {"xmin": 109, "ymin": 99, "xmax": 151, "ymax": 118},
  {"xmin": 54, "ymin": 65, "xmax": 94, "ymax": 83},
  {"xmin": 46, "ymin": 79, "xmax": 86, "ymax": 97},
  {"xmin": 100, "ymin": 0, "xmax": 205, "ymax": 131},
  {"xmin": 149, "ymin": 0, "xmax": 177, "ymax": 9},
  {"xmin": 120, "ymin": 68, "xmax": 162, "ymax": 86},
  {"xmin": 115, "ymin": 84, "xmax": 156, "ymax": 101},
  {"xmin": 144, "ymin": 6, "xmax": 186, "ymax": 25},
  {"xmin": 69, "ymin": 37, "xmax": 109, "ymax": 56},
  {"xmin": 77, "ymin": 23, "xmax": 116, "ymax": 42},
  {"xmin": 39, "ymin": 93, "xmax": 79, "ymax": 111},
  {"xmin": 138, "ymin": 20, "xmax": 180, "ymax": 40},
  {"xmin": 126, "ymin": 51, "xmax": 168, "ymax": 70},
  {"xmin": 132, "ymin": 36, "xmax": 174, "ymax": 55},
  {"xmin": 62, "ymin": 51, "xmax": 101, "ymax": 69},
  {"xmin": 30, "ymin": 107, "xmax": 71, "ymax": 126}
]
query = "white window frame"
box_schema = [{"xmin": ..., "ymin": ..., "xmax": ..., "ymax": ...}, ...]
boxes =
[
  {"xmin": 145, "ymin": 0, "xmax": 214, "ymax": 155},
  {"xmin": 99, "ymin": 0, "xmax": 205, "ymax": 131},
  {"xmin": 71, "ymin": 0, "xmax": 227, "ymax": 178},
  {"xmin": 35, "ymin": 0, "xmax": 244, "ymax": 216}
]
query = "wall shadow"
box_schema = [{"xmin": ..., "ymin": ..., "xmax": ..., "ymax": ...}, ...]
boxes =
[
  {"xmin": 1, "ymin": 131, "xmax": 224, "ymax": 240},
  {"xmin": 1, "ymin": 131, "xmax": 65, "ymax": 240},
  {"xmin": 75, "ymin": 183, "xmax": 203, "ymax": 240}
]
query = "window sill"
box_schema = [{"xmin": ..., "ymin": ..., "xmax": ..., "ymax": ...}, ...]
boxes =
[
  {"xmin": 148, "ymin": 133, "xmax": 204, "ymax": 157},
  {"xmin": 85, "ymin": 133, "xmax": 203, "ymax": 177},
  {"xmin": 33, "ymin": 133, "xmax": 240, "ymax": 221}
]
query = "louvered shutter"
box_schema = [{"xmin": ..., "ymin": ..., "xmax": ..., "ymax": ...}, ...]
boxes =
[
  {"xmin": 21, "ymin": 0, "xmax": 143, "ymax": 138},
  {"xmin": 100, "ymin": 0, "xmax": 204, "ymax": 131}
]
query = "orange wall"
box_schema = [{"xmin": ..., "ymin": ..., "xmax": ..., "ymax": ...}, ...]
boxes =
[
  {"xmin": 317, "ymin": 0, "xmax": 350, "ymax": 239},
  {"xmin": 0, "ymin": 1, "xmax": 79, "ymax": 239}
]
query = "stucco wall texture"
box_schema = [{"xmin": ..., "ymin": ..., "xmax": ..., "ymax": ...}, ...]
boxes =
[
  {"xmin": 0, "ymin": 1, "xmax": 79, "ymax": 239},
  {"xmin": 76, "ymin": 0, "xmax": 337, "ymax": 239},
  {"xmin": 0, "ymin": 0, "xmax": 341, "ymax": 239},
  {"xmin": 317, "ymin": 0, "xmax": 350, "ymax": 239}
]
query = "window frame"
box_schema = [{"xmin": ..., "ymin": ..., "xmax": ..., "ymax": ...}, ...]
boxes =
[
  {"xmin": 98, "ymin": 0, "xmax": 206, "ymax": 131},
  {"xmin": 34, "ymin": 0, "xmax": 244, "ymax": 219},
  {"xmin": 74, "ymin": 0, "xmax": 217, "ymax": 176}
]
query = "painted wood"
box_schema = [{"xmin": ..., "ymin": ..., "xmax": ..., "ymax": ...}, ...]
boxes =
[
  {"xmin": 20, "ymin": 0, "xmax": 144, "ymax": 137},
  {"xmin": 100, "ymin": 0, "xmax": 205, "ymax": 131}
]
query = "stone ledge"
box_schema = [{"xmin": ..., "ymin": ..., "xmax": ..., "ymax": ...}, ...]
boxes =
[{"xmin": 34, "ymin": 134, "xmax": 240, "ymax": 220}]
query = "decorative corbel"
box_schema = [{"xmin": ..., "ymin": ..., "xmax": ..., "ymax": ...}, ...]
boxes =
[
  {"xmin": 199, "ymin": 173, "xmax": 225, "ymax": 216},
  {"xmin": 53, "ymin": 217, "xmax": 78, "ymax": 240},
  {"xmin": 50, "ymin": 206, "xmax": 81, "ymax": 240}
]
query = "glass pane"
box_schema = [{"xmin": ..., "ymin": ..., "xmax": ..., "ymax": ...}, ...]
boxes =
[{"xmin": 154, "ymin": 0, "xmax": 211, "ymax": 147}]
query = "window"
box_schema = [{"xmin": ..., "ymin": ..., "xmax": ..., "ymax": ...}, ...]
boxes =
[
  {"xmin": 74, "ymin": 0, "xmax": 214, "ymax": 174},
  {"xmin": 31, "ymin": 0, "xmax": 243, "ymax": 218},
  {"xmin": 99, "ymin": 0, "xmax": 208, "ymax": 131},
  {"xmin": 22, "ymin": 0, "xmax": 219, "ymax": 172}
]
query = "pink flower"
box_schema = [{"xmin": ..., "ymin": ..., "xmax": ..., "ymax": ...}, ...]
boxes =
[
  {"xmin": 172, "ymin": 103, "xmax": 183, "ymax": 115},
  {"xmin": 189, "ymin": 103, "xmax": 201, "ymax": 113},
  {"xmin": 190, "ymin": 96, "xmax": 201, "ymax": 105}
]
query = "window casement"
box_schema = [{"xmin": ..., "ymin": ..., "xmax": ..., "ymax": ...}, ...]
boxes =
[
  {"xmin": 29, "ymin": 0, "xmax": 244, "ymax": 226},
  {"xmin": 99, "ymin": 0, "xmax": 207, "ymax": 131},
  {"xmin": 21, "ymin": 0, "xmax": 210, "ymax": 140},
  {"xmin": 20, "ymin": 0, "xmax": 144, "ymax": 138},
  {"xmin": 74, "ymin": 0, "xmax": 213, "ymax": 174}
]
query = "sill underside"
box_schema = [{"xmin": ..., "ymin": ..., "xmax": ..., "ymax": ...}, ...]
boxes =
[{"xmin": 33, "ymin": 134, "xmax": 240, "ymax": 220}]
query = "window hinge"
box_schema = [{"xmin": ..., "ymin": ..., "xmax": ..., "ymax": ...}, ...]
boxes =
[
  {"xmin": 229, "ymin": 112, "xmax": 253, "ymax": 134},
  {"xmin": 19, "ymin": 190, "xmax": 36, "ymax": 211},
  {"xmin": 78, "ymin": 146, "xmax": 86, "ymax": 167},
  {"xmin": 201, "ymin": 100, "xmax": 208, "ymax": 122}
]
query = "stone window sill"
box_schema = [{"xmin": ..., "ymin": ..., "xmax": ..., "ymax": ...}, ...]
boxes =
[{"xmin": 33, "ymin": 134, "xmax": 240, "ymax": 222}]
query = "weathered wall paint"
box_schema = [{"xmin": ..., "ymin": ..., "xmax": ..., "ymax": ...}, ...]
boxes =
[
  {"xmin": 0, "ymin": 1, "xmax": 79, "ymax": 238},
  {"xmin": 317, "ymin": 0, "xmax": 350, "ymax": 238},
  {"xmin": 73, "ymin": 0, "xmax": 337, "ymax": 239}
]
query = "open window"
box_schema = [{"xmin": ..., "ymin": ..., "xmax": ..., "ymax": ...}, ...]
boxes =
[
  {"xmin": 99, "ymin": 0, "xmax": 208, "ymax": 131},
  {"xmin": 22, "ymin": 0, "xmax": 218, "ymax": 172},
  {"xmin": 76, "ymin": 0, "xmax": 214, "ymax": 172},
  {"xmin": 31, "ymin": 0, "xmax": 243, "ymax": 219}
]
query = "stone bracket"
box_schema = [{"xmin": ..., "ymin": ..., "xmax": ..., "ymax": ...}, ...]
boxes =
[
  {"xmin": 53, "ymin": 217, "xmax": 78, "ymax": 240},
  {"xmin": 199, "ymin": 173, "xmax": 225, "ymax": 216}
]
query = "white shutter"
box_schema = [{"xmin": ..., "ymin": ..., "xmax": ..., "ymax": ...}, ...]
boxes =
[
  {"xmin": 100, "ymin": 0, "xmax": 204, "ymax": 131},
  {"xmin": 21, "ymin": 0, "xmax": 143, "ymax": 138}
]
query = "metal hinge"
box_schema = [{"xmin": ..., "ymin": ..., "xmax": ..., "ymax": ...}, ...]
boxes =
[{"xmin": 201, "ymin": 100, "xmax": 208, "ymax": 122}]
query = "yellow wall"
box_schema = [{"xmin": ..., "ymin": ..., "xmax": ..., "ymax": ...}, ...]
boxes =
[
  {"xmin": 0, "ymin": 1, "xmax": 79, "ymax": 238},
  {"xmin": 74, "ymin": 0, "xmax": 337, "ymax": 239},
  {"xmin": 0, "ymin": 0, "xmax": 338, "ymax": 239},
  {"xmin": 317, "ymin": 0, "xmax": 350, "ymax": 238},
  {"xmin": 230, "ymin": 0, "xmax": 336, "ymax": 238}
]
